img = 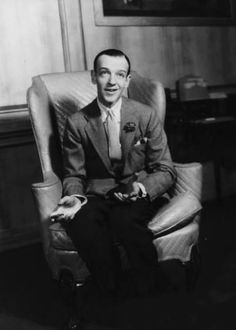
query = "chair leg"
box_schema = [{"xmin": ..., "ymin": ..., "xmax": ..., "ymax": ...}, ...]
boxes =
[
  {"xmin": 184, "ymin": 245, "xmax": 201, "ymax": 291},
  {"xmin": 158, "ymin": 246, "xmax": 201, "ymax": 293},
  {"xmin": 59, "ymin": 269, "xmax": 86, "ymax": 330}
]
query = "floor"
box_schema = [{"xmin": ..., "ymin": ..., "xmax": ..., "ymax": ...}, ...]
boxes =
[{"xmin": 0, "ymin": 195, "xmax": 236, "ymax": 330}]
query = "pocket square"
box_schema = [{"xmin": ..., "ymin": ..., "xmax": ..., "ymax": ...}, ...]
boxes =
[{"xmin": 134, "ymin": 137, "xmax": 148, "ymax": 146}]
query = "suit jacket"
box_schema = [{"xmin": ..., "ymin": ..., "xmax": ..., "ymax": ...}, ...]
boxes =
[{"xmin": 62, "ymin": 97, "xmax": 176, "ymax": 201}]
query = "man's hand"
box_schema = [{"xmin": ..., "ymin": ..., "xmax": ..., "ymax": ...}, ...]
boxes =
[
  {"xmin": 114, "ymin": 182, "xmax": 141, "ymax": 202},
  {"xmin": 50, "ymin": 196, "xmax": 82, "ymax": 222}
]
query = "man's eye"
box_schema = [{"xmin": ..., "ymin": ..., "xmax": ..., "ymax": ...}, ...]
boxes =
[
  {"xmin": 117, "ymin": 72, "xmax": 125, "ymax": 78},
  {"xmin": 99, "ymin": 71, "xmax": 109, "ymax": 76}
]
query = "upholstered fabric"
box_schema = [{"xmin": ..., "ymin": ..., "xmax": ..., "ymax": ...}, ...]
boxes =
[
  {"xmin": 47, "ymin": 247, "xmax": 90, "ymax": 283},
  {"xmin": 49, "ymin": 222, "xmax": 75, "ymax": 251},
  {"xmin": 33, "ymin": 72, "xmax": 97, "ymax": 145},
  {"xmin": 27, "ymin": 70, "xmax": 202, "ymax": 282},
  {"xmin": 31, "ymin": 172, "xmax": 62, "ymax": 255},
  {"xmin": 128, "ymin": 71, "xmax": 166, "ymax": 124},
  {"xmin": 171, "ymin": 162, "xmax": 203, "ymax": 201},
  {"xmin": 49, "ymin": 192, "xmax": 200, "ymax": 251},
  {"xmin": 153, "ymin": 217, "xmax": 200, "ymax": 262},
  {"xmin": 148, "ymin": 192, "xmax": 201, "ymax": 237}
]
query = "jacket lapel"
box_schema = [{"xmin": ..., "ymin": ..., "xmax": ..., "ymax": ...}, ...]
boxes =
[
  {"xmin": 120, "ymin": 97, "xmax": 138, "ymax": 160},
  {"xmin": 84, "ymin": 98, "xmax": 139, "ymax": 176},
  {"xmin": 84, "ymin": 100, "xmax": 113, "ymax": 174}
]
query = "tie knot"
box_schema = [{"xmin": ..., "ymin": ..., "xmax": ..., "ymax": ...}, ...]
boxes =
[{"xmin": 107, "ymin": 109, "xmax": 116, "ymax": 119}]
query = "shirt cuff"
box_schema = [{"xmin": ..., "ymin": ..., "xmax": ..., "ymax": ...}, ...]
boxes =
[
  {"xmin": 136, "ymin": 182, "xmax": 147, "ymax": 198},
  {"xmin": 72, "ymin": 194, "xmax": 88, "ymax": 206}
]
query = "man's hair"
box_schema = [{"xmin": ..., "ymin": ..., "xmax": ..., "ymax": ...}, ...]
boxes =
[{"xmin": 93, "ymin": 49, "xmax": 131, "ymax": 76}]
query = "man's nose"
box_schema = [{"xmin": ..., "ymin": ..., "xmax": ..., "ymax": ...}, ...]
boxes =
[{"xmin": 108, "ymin": 73, "xmax": 116, "ymax": 84}]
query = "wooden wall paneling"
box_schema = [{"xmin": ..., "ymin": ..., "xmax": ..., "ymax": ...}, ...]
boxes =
[
  {"xmin": 178, "ymin": 28, "xmax": 195, "ymax": 75},
  {"xmin": 159, "ymin": 27, "xmax": 188, "ymax": 87},
  {"xmin": 0, "ymin": 0, "xmax": 65, "ymax": 106},
  {"xmin": 80, "ymin": 0, "xmax": 117, "ymax": 69},
  {"xmin": 220, "ymin": 27, "xmax": 236, "ymax": 83},
  {"xmin": 184, "ymin": 27, "xmax": 210, "ymax": 82},
  {"xmin": 58, "ymin": 0, "xmax": 72, "ymax": 71},
  {"xmin": 0, "ymin": 142, "xmax": 42, "ymax": 251},
  {"xmin": 80, "ymin": 0, "xmax": 187, "ymax": 85},
  {"xmin": 0, "ymin": 108, "xmax": 33, "ymax": 147},
  {"xmin": 229, "ymin": 28, "xmax": 236, "ymax": 80},
  {"xmin": 79, "ymin": 0, "xmax": 236, "ymax": 89},
  {"xmin": 192, "ymin": 27, "xmax": 225, "ymax": 85},
  {"xmin": 180, "ymin": 27, "xmax": 236, "ymax": 86},
  {"xmin": 58, "ymin": 0, "xmax": 86, "ymax": 71}
]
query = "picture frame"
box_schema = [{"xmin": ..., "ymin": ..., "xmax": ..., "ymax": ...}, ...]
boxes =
[{"xmin": 93, "ymin": 0, "xmax": 236, "ymax": 26}]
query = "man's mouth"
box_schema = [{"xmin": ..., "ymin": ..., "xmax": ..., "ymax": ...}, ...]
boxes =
[{"xmin": 105, "ymin": 88, "xmax": 118, "ymax": 94}]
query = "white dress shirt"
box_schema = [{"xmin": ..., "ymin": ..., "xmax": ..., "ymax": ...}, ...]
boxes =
[{"xmin": 97, "ymin": 98, "xmax": 121, "ymax": 124}]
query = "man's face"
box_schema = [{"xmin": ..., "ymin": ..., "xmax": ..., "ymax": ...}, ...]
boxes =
[{"xmin": 92, "ymin": 55, "xmax": 131, "ymax": 108}]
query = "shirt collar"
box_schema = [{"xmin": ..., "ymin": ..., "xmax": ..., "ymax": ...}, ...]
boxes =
[{"xmin": 97, "ymin": 98, "xmax": 122, "ymax": 123}]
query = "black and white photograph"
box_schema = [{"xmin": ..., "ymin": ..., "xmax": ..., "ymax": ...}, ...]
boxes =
[
  {"xmin": 102, "ymin": 0, "xmax": 232, "ymax": 18},
  {"xmin": 0, "ymin": 0, "xmax": 236, "ymax": 330},
  {"xmin": 94, "ymin": 0, "xmax": 236, "ymax": 25}
]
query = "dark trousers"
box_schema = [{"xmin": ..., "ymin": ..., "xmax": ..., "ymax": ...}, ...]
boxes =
[{"xmin": 66, "ymin": 196, "xmax": 160, "ymax": 294}]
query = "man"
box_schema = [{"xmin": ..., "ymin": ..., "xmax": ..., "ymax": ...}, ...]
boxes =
[{"xmin": 51, "ymin": 49, "xmax": 176, "ymax": 295}]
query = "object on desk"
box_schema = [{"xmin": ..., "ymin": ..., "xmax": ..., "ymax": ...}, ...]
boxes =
[
  {"xmin": 209, "ymin": 92, "xmax": 227, "ymax": 99},
  {"xmin": 177, "ymin": 75, "xmax": 209, "ymax": 102}
]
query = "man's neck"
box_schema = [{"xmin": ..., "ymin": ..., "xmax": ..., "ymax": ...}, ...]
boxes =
[
  {"xmin": 97, "ymin": 98, "xmax": 122, "ymax": 123},
  {"xmin": 97, "ymin": 97, "xmax": 122, "ymax": 110},
  {"xmin": 97, "ymin": 98, "xmax": 122, "ymax": 112}
]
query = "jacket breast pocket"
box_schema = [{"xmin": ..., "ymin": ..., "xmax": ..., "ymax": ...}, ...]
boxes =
[{"xmin": 128, "ymin": 144, "xmax": 146, "ymax": 172}]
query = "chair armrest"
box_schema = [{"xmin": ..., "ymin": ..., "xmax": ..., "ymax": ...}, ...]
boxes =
[
  {"xmin": 31, "ymin": 171, "xmax": 62, "ymax": 253},
  {"xmin": 169, "ymin": 162, "xmax": 203, "ymax": 201},
  {"xmin": 148, "ymin": 192, "xmax": 202, "ymax": 238}
]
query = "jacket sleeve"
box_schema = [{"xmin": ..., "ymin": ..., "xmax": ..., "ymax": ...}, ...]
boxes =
[
  {"xmin": 62, "ymin": 116, "xmax": 87, "ymax": 197},
  {"xmin": 138, "ymin": 109, "xmax": 177, "ymax": 201}
]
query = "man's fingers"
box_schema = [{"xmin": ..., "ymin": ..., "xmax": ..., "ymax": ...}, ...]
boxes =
[
  {"xmin": 63, "ymin": 214, "xmax": 71, "ymax": 221},
  {"xmin": 50, "ymin": 212, "xmax": 64, "ymax": 219},
  {"xmin": 114, "ymin": 192, "xmax": 133, "ymax": 203},
  {"xmin": 58, "ymin": 196, "xmax": 70, "ymax": 205},
  {"xmin": 58, "ymin": 196, "xmax": 76, "ymax": 206},
  {"xmin": 129, "ymin": 196, "xmax": 138, "ymax": 201},
  {"xmin": 114, "ymin": 193, "xmax": 124, "ymax": 201},
  {"xmin": 114, "ymin": 193, "xmax": 121, "ymax": 200},
  {"xmin": 56, "ymin": 214, "xmax": 66, "ymax": 222}
]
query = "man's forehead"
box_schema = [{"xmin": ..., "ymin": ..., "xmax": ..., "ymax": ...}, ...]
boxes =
[{"xmin": 97, "ymin": 55, "xmax": 129, "ymax": 71}]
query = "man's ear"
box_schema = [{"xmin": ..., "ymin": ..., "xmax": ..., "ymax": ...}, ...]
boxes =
[
  {"xmin": 125, "ymin": 74, "xmax": 131, "ymax": 88},
  {"xmin": 91, "ymin": 70, "xmax": 97, "ymax": 85}
]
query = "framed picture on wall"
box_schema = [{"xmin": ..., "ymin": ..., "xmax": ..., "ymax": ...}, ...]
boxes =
[{"xmin": 93, "ymin": 0, "xmax": 236, "ymax": 26}]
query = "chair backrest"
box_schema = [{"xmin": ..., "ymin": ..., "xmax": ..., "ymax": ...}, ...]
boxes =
[{"xmin": 27, "ymin": 70, "xmax": 166, "ymax": 179}]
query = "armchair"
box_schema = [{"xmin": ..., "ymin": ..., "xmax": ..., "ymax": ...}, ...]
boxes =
[{"xmin": 27, "ymin": 70, "xmax": 202, "ymax": 294}]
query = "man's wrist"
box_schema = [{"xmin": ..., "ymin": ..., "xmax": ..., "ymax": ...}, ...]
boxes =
[{"xmin": 71, "ymin": 194, "xmax": 88, "ymax": 206}]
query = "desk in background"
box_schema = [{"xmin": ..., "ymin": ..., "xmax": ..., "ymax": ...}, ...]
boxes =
[{"xmin": 165, "ymin": 92, "xmax": 236, "ymax": 201}]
